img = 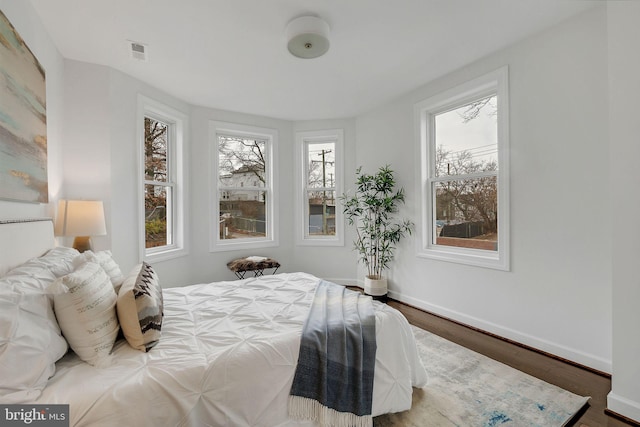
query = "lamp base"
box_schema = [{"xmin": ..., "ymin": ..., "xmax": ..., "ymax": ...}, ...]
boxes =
[{"xmin": 72, "ymin": 236, "xmax": 93, "ymax": 253}]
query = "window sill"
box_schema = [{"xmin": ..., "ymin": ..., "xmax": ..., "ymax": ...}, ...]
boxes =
[
  {"xmin": 296, "ymin": 238, "xmax": 344, "ymax": 247},
  {"xmin": 144, "ymin": 246, "xmax": 189, "ymax": 263},
  {"xmin": 210, "ymin": 239, "xmax": 278, "ymax": 252},
  {"xmin": 417, "ymin": 245, "xmax": 509, "ymax": 271}
]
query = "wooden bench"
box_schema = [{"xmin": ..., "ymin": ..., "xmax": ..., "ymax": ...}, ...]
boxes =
[{"xmin": 226, "ymin": 256, "xmax": 280, "ymax": 279}]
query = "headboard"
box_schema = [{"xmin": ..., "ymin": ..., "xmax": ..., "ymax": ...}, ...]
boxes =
[{"xmin": 0, "ymin": 218, "xmax": 56, "ymax": 277}]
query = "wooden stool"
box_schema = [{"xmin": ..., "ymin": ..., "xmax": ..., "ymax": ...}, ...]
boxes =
[{"xmin": 227, "ymin": 256, "xmax": 280, "ymax": 279}]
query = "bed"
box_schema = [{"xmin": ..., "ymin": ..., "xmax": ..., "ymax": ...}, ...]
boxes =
[{"xmin": 0, "ymin": 218, "xmax": 427, "ymax": 426}]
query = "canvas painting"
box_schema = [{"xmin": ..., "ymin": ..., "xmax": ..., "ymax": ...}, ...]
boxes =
[{"xmin": 0, "ymin": 10, "xmax": 47, "ymax": 203}]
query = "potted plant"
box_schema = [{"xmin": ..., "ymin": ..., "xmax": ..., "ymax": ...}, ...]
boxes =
[{"xmin": 340, "ymin": 165, "xmax": 413, "ymax": 297}]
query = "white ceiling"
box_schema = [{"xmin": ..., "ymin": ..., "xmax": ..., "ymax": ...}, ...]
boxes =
[{"xmin": 29, "ymin": 0, "xmax": 597, "ymax": 121}]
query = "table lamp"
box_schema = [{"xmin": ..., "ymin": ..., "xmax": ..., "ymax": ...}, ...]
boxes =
[{"xmin": 55, "ymin": 200, "xmax": 107, "ymax": 253}]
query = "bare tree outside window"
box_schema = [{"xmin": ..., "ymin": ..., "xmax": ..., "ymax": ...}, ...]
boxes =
[
  {"xmin": 218, "ymin": 135, "xmax": 265, "ymax": 185},
  {"xmin": 144, "ymin": 117, "xmax": 171, "ymax": 248},
  {"xmin": 434, "ymin": 95, "xmax": 498, "ymax": 250},
  {"xmin": 218, "ymin": 135, "xmax": 268, "ymax": 239},
  {"xmin": 145, "ymin": 118, "xmax": 168, "ymax": 182}
]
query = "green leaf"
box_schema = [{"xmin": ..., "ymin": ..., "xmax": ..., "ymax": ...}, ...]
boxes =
[{"xmin": 339, "ymin": 165, "xmax": 414, "ymax": 275}]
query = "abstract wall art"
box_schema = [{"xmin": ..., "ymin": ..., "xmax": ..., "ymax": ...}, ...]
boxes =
[{"xmin": 0, "ymin": 10, "xmax": 48, "ymax": 203}]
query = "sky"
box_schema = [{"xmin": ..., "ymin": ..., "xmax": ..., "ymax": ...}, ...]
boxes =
[{"xmin": 434, "ymin": 95, "xmax": 498, "ymax": 170}]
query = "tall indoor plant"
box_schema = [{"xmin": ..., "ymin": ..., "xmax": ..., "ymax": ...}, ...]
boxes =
[{"xmin": 341, "ymin": 165, "xmax": 413, "ymax": 297}]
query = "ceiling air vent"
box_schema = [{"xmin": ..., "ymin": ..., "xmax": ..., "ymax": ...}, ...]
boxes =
[{"xmin": 128, "ymin": 41, "xmax": 148, "ymax": 61}]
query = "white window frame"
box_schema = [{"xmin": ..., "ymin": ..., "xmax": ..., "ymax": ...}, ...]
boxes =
[
  {"xmin": 137, "ymin": 95, "xmax": 188, "ymax": 262},
  {"xmin": 415, "ymin": 66, "xmax": 510, "ymax": 270},
  {"xmin": 210, "ymin": 121, "xmax": 279, "ymax": 252},
  {"xmin": 295, "ymin": 129, "xmax": 344, "ymax": 246}
]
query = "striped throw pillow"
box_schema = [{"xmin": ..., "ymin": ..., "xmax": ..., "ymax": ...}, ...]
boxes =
[
  {"xmin": 50, "ymin": 261, "xmax": 119, "ymax": 366},
  {"xmin": 116, "ymin": 262, "xmax": 163, "ymax": 352}
]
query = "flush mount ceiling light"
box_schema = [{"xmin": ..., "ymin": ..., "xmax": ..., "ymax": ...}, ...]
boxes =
[{"xmin": 285, "ymin": 15, "xmax": 330, "ymax": 59}]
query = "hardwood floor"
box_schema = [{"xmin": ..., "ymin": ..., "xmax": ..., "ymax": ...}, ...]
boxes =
[{"xmin": 386, "ymin": 299, "xmax": 636, "ymax": 427}]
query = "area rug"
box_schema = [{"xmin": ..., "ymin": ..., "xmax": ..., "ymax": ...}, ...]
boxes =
[{"xmin": 374, "ymin": 325, "xmax": 590, "ymax": 426}]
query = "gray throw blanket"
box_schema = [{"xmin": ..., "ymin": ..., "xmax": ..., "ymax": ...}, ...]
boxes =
[{"xmin": 288, "ymin": 280, "xmax": 377, "ymax": 427}]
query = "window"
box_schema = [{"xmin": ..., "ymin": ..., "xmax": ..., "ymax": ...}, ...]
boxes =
[
  {"xmin": 295, "ymin": 129, "xmax": 344, "ymax": 246},
  {"xmin": 138, "ymin": 96, "xmax": 188, "ymax": 262},
  {"xmin": 210, "ymin": 122, "xmax": 278, "ymax": 251},
  {"xmin": 416, "ymin": 67, "xmax": 509, "ymax": 270}
]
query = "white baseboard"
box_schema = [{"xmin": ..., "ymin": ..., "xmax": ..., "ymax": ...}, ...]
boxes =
[
  {"xmin": 608, "ymin": 392, "xmax": 640, "ymax": 424},
  {"xmin": 388, "ymin": 289, "xmax": 613, "ymax": 374}
]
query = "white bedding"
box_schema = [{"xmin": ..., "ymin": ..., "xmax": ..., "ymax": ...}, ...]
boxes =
[{"xmin": 36, "ymin": 272, "xmax": 427, "ymax": 427}]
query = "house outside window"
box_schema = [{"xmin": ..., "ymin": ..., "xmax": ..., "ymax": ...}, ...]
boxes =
[
  {"xmin": 416, "ymin": 67, "xmax": 509, "ymax": 270},
  {"xmin": 295, "ymin": 129, "xmax": 344, "ymax": 246},
  {"xmin": 138, "ymin": 95, "xmax": 188, "ymax": 262},
  {"xmin": 210, "ymin": 122, "xmax": 278, "ymax": 251}
]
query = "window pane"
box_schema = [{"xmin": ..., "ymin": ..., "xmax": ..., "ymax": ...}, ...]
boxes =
[
  {"xmin": 434, "ymin": 95, "xmax": 497, "ymax": 177},
  {"xmin": 145, "ymin": 184, "xmax": 172, "ymax": 248},
  {"xmin": 219, "ymin": 190, "xmax": 267, "ymax": 239},
  {"xmin": 307, "ymin": 190, "xmax": 336, "ymax": 236},
  {"xmin": 307, "ymin": 142, "xmax": 335, "ymax": 188},
  {"xmin": 144, "ymin": 117, "xmax": 168, "ymax": 182},
  {"xmin": 218, "ymin": 135, "xmax": 266, "ymax": 187},
  {"xmin": 434, "ymin": 177, "xmax": 497, "ymax": 251}
]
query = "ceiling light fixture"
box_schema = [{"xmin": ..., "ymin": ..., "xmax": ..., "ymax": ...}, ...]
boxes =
[{"xmin": 285, "ymin": 15, "xmax": 330, "ymax": 59}]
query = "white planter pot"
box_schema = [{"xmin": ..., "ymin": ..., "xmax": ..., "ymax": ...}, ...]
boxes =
[{"xmin": 364, "ymin": 275, "xmax": 387, "ymax": 296}]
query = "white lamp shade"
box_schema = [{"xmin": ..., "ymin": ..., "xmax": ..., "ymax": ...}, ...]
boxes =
[
  {"xmin": 285, "ymin": 16, "xmax": 330, "ymax": 59},
  {"xmin": 56, "ymin": 200, "xmax": 107, "ymax": 237}
]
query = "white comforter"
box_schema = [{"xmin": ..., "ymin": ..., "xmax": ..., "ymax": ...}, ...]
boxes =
[{"xmin": 37, "ymin": 272, "xmax": 427, "ymax": 427}]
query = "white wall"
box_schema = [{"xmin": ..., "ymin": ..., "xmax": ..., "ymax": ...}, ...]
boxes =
[
  {"xmin": 108, "ymin": 67, "xmax": 192, "ymax": 281},
  {"xmin": 59, "ymin": 61, "xmax": 190, "ymax": 278},
  {"xmin": 607, "ymin": 2, "xmax": 640, "ymax": 423},
  {"xmin": 0, "ymin": 1, "xmax": 65, "ymax": 220},
  {"xmin": 355, "ymin": 6, "xmax": 612, "ymax": 373},
  {"xmin": 61, "ymin": 61, "xmax": 359, "ymax": 287},
  {"xmin": 59, "ymin": 61, "xmax": 111, "ymax": 249}
]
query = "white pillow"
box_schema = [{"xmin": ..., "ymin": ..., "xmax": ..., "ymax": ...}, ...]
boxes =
[
  {"xmin": 3, "ymin": 246, "xmax": 79, "ymax": 282},
  {"xmin": 74, "ymin": 250, "xmax": 124, "ymax": 292},
  {"xmin": 0, "ymin": 267, "xmax": 68, "ymax": 402},
  {"xmin": 34, "ymin": 246, "xmax": 80, "ymax": 278},
  {"xmin": 2, "ymin": 259, "xmax": 61, "ymax": 293},
  {"xmin": 50, "ymin": 261, "xmax": 119, "ymax": 366}
]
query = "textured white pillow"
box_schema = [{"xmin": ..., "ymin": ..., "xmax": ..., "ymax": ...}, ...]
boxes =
[
  {"xmin": 0, "ymin": 261, "xmax": 69, "ymax": 403},
  {"xmin": 51, "ymin": 261, "xmax": 120, "ymax": 366},
  {"xmin": 35, "ymin": 246, "xmax": 80, "ymax": 278},
  {"xmin": 74, "ymin": 250, "xmax": 124, "ymax": 292},
  {"xmin": 117, "ymin": 263, "xmax": 163, "ymax": 352}
]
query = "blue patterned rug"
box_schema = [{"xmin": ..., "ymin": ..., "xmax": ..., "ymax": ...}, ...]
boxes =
[{"xmin": 374, "ymin": 325, "xmax": 589, "ymax": 426}]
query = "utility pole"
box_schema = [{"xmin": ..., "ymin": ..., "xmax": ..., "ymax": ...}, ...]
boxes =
[
  {"xmin": 311, "ymin": 149, "xmax": 334, "ymax": 235},
  {"xmin": 320, "ymin": 149, "xmax": 331, "ymax": 235}
]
